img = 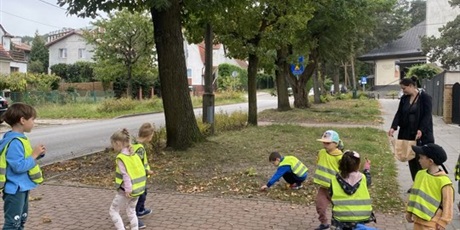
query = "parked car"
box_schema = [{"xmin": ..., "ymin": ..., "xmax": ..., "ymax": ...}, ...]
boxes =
[{"xmin": 0, "ymin": 96, "xmax": 8, "ymax": 123}]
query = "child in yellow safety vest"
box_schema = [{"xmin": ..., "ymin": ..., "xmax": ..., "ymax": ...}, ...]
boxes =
[
  {"xmin": 260, "ymin": 151, "xmax": 308, "ymax": 191},
  {"xmin": 455, "ymin": 153, "xmax": 460, "ymax": 213},
  {"xmin": 133, "ymin": 123, "xmax": 155, "ymax": 229},
  {"xmin": 406, "ymin": 143, "xmax": 453, "ymax": 230},
  {"xmin": 330, "ymin": 150, "xmax": 375, "ymax": 230},
  {"xmin": 313, "ymin": 130, "xmax": 344, "ymax": 230},
  {"xmin": 0, "ymin": 103, "xmax": 46, "ymax": 229},
  {"xmin": 109, "ymin": 128, "xmax": 146, "ymax": 230}
]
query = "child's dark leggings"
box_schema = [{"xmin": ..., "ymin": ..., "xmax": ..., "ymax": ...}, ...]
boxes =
[
  {"xmin": 282, "ymin": 172, "xmax": 304, "ymax": 185},
  {"xmin": 135, "ymin": 188, "xmax": 147, "ymax": 215},
  {"xmin": 408, "ymin": 154, "xmax": 422, "ymax": 181},
  {"xmin": 3, "ymin": 190, "xmax": 29, "ymax": 230}
]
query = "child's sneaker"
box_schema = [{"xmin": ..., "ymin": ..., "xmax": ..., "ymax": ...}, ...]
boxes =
[
  {"xmin": 289, "ymin": 183, "xmax": 303, "ymax": 190},
  {"xmin": 137, "ymin": 208, "xmax": 153, "ymax": 218},
  {"xmin": 314, "ymin": 224, "xmax": 330, "ymax": 230},
  {"xmin": 138, "ymin": 220, "xmax": 146, "ymax": 229}
]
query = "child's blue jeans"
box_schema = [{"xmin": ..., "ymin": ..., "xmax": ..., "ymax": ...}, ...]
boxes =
[
  {"xmin": 135, "ymin": 188, "xmax": 148, "ymax": 215},
  {"xmin": 2, "ymin": 190, "xmax": 29, "ymax": 230}
]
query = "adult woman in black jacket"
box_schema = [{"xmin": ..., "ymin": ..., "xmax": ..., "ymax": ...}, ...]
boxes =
[{"xmin": 388, "ymin": 76, "xmax": 434, "ymax": 181}]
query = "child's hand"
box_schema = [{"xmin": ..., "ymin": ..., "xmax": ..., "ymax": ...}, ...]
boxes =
[
  {"xmin": 125, "ymin": 191, "xmax": 131, "ymax": 198},
  {"xmin": 405, "ymin": 212, "xmax": 413, "ymax": 223},
  {"xmin": 147, "ymin": 170, "xmax": 154, "ymax": 176},
  {"xmin": 260, "ymin": 185, "xmax": 268, "ymax": 191},
  {"xmin": 436, "ymin": 224, "xmax": 445, "ymax": 230},
  {"xmin": 32, "ymin": 144, "xmax": 46, "ymax": 159},
  {"xmin": 364, "ymin": 158, "xmax": 371, "ymax": 171}
]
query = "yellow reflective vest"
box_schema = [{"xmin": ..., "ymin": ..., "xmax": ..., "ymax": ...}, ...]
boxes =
[
  {"xmin": 313, "ymin": 149, "xmax": 343, "ymax": 188},
  {"xmin": 115, "ymin": 153, "xmax": 146, "ymax": 197},
  {"xmin": 455, "ymin": 156, "xmax": 460, "ymax": 181},
  {"xmin": 0, "ymin": 137, "xmax": 44, "ymax": 192},
  {"xmin": 407, "ymin": 169, "xmax": 452, "ymax": 221},
  {"xmin": 132, "ymin": 143, "xmax": 151, "ymax": 172},
  {"xmin": 278, "ymin": 156, "xmax": 308, "ymax": 177},
  {"xmin": 331, "ymin": 173, "xmax": 372, "ymax": 223}
]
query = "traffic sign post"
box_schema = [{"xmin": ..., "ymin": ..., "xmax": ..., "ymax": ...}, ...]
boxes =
[{"xmin": 361, "ymin": 76, "xmax": 367, "ymax": 92}]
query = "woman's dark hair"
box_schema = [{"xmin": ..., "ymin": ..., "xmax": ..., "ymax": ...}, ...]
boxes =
[
  {"xmin": 339, "ymin": 150, "xmax": 361, "ymax": 178},
  {"xmin": 400, "ymin": 76, "xmax": 419, "ymax": 88}
]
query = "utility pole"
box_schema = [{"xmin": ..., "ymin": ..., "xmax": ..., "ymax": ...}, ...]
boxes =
[{"xmin": 202, "ymin": 23, "xmax": 215, "ymax": 134}]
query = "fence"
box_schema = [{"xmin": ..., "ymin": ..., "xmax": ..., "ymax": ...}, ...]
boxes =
[{"xmin": 6, "ymin": 90, "xmax": 115, "ymax": 105}]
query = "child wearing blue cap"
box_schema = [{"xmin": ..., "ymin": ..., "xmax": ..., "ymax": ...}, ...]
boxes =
[{"xmin": 313, "ymin": 130, "xmax": 344, "ymax": 230}]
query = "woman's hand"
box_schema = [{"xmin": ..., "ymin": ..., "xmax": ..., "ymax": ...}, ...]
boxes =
[
  {"xmin": 416, "ymin": 130, "xmax": 422, "ymax": 140},
  {"xmin": 388, "ymin": 128, "xmax": 395, "ymax": 137}
]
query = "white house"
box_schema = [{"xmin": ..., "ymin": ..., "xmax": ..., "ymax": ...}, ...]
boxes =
[
  {"xmin": 0, "ymin": 24, "xmax": 30, "ymax": 73},
  {"xmin": 358, "ymin": 0, "xmax": 460, "ymax": 89},
  {"xmin": 185, "ymin": 40, "xmax": 248, "ymax": 95},
  {"xmin": 46, "ymin": 28, "xmax": 95, "ymax": 73}
]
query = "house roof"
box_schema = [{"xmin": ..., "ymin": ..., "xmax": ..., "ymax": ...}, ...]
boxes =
[
  {"xmin": 0, "ymin": 45, "xmax": 13, "ymax": 60},
  {"xmin": 358, "ymin": 21, "xmax": 426, "ymax": 61},
  {"xmin": 12, "ymin": 41, "xmax": 31, "ymax": 51},
  {"xmin": 45, "ymin": 30, "xmax": 83, "ymax": 47},
  {"xmin": 0, "ymin": 24, "xmax": 13, "ymax": 38},
  {"xmin": 198, "ymin": 42, "xmax": 247, "ymax": 68}
]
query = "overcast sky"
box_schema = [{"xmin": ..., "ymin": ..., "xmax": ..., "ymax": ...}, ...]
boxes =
[{"xmin": 0, "ymin": 0, "xmax": 96, "ymax": 37}]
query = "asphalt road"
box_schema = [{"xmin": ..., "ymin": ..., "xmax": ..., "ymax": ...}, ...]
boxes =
[{"xmin": 4, "ymin": 93, "xmax": 279, "ymax": 165}]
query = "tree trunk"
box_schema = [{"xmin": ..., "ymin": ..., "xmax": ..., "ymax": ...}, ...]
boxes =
[
  {"xmin": 127, "ymin": 63, "xmax": 132, "ymax": 98},
  {"xmin": 150, "ymin": 2, "xmax": 203, "ymax": 150},
  {"xmin": 275, "ymin": 48, "xmax": 291, "ymax": 111},
  {"xmin": 313, "ymin": 67, "xmax": 321, "ymax": 104},
  {"xmin": 247, "ymin": 53, "xmax": 258, "ymax": 125},
  {"xmin": 333, "ymin": 64, "xmax": 340, "ymax": 95}
]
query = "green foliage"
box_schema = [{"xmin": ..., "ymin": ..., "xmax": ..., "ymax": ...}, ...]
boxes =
[
  {"xmin": 422, "ymin": 14, "xmax": 460, "ymax": 69},
  {"xmin": 29, "ymin": 32, "xmax": 49, "ymax": 73},
  {"xmin": 84, "ymin": 9, "xmax": 156, "ymax": 97},
  {"xmin": 197, "ymin": 110, "xmax": 248, "ymax": 136},
  {"xmin": 96, "ymin": 98, "xmax": 138, "ymax": 113},
  {"xmin": 217, "ymin": 64, "xmax": 248, "ymax": 91},
  {"xmin": 0, "ymin": 72, "xmax": 60, "ymax": 92},
  {"xmin": 28, "ymin": 60, "xmax": 45, "ymax": 74},
  {"xmin": 406, "ymin": 64, "xmax": 443, "ymax": 80},
  {"xmin": 50, "ymin": 62, "xmax": 95, "ymax": 82}
]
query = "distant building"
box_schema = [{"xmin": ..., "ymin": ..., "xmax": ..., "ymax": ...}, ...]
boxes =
[
  {"xmin": 358, "ymin": 0, "xmax": 460, "ymax": 89},
  {"xmin": 0, "ymin": 24, "xmax": 30, "ymax": 74},
  {"xmin": 45, "ymin": 28, "xmax": 95, "ymax": 73}
]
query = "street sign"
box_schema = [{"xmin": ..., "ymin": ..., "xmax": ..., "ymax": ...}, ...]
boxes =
[
  {"xmin": 361, "ymin": 76, "xmax": 367, "ymax": 85},
  {"xmin": 290, "ymin": 56, "xmax": 305, "ymax": 76}
]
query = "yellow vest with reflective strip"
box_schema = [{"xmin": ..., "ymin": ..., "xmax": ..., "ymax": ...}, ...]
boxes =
[
  {"xmin": 407, "ymin": 169, "xmax": 452, "ymax": 221},
  {"xmin": 331, "ymin": 173, "xmax": 372, "ymax": 222},
  {"xmin": 455, "ymin": 157, "xmax": 460, "ymax": 181},
  {"xmin": 132, "ymin": 143, "xmax": 151, "ymax": 172},
  {"xmin": 0, "ymin": 137, "xmax": 44, "ymax": 192},
  {"xmin": 313, "ymin": 149, "xmax": 343, "ymax": 188},
  {"xmin": 278, "ymin": 156, "xmax": 308, "ymax": 177},
  {"xmin": 115, "ymin": 153, "xmax": 146, "ymax": 197}
]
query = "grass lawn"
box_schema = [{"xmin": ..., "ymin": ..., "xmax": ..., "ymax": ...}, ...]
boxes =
[
  {"xmin": 43, "ymin": 124, "xmax": 403, "ymax": 214},
  {"xmin": 259, "ymin": 99, "xmax": 383, "ymax": 125}
]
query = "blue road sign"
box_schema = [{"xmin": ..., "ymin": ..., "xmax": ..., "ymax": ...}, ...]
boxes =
[
  {"xmin": 361, "ymin": 76, "xmax": 367, "ymax": 85},
  {"xmin": 290, "ymin": 56, "xmax": 305, "ymax": 76}
]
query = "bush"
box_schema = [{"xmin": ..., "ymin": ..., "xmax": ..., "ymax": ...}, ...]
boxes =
[
  {"xmin": 197, "ymin": 110, "xmax": 247, "ymax": 136},
  {"xmin": 96, "ymin": 98, "xmax": 137, "ymax": 113}
]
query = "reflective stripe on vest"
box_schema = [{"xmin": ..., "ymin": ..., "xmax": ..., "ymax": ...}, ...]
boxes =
[
  {"xmin": 132, "ymin": 143, "xmax": 150, "ymax": 171},
  {"xmin": 455, "ymin": 158, "xmax": 460, "ymax": 181},
  {"xmin": 407, "ymin": 169, "xmax": 452, "ymax": 221},
  {"xmin": 313, "ymin": 149, "xmax": 342, "ymax": 188},
  {"xmin": 115, "ymin": 153, "xmax": 147, "ymax": 197},
  {"xmin": 0, "ymin": 137, "xmax": 43, "ymax": 192},
  {"xmin": 278, "ymin": 156, "xmax": 308, "ymax": 178},
  {"xmin": 331, "ymin": 174, "xmax": 372, "ymax": 222}
]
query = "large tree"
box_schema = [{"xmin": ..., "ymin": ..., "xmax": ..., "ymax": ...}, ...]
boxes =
[
  {"xmin": 29, "ymin": 32, "xmax": 49, "ymax": 73},
  {"xmin": 84, "ymin": 9, "xmax": 155, "ymax": 97},
  {"xmin": 58, "ymin": 0, "xmax": 203, "ymax": 150},
  {"xmin": 422, "ymin": 1, "xmax": 460, "ymax": 69}
]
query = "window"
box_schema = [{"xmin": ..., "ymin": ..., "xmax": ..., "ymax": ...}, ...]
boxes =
[
  {"xmin": 187, "ymin": 69, "xmax": 192, "ymax": 78},
  {"xmin": 78, "ymin": 48, "xmax": 86, "ymax": 59},
  {"xmin": 59, "ymin": 48, "xmax": 67, "ymax": 58},
  {"xmin": 10, "ymin": 67, "xmax": 19, "ymax": 72}
]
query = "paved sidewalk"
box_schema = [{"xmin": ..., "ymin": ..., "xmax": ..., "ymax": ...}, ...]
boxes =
[{"xmin": 0, "ymin": 99, "xmax": 459, "ymax": 229}]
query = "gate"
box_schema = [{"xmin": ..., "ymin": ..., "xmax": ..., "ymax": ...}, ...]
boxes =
[
  {"xmin": 452, "ymin": 83, "xmax": 460, "ymax": 124},
  {"xmin": 421, "ymin": 72, "xmax": 445, "ymax": 116}
]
